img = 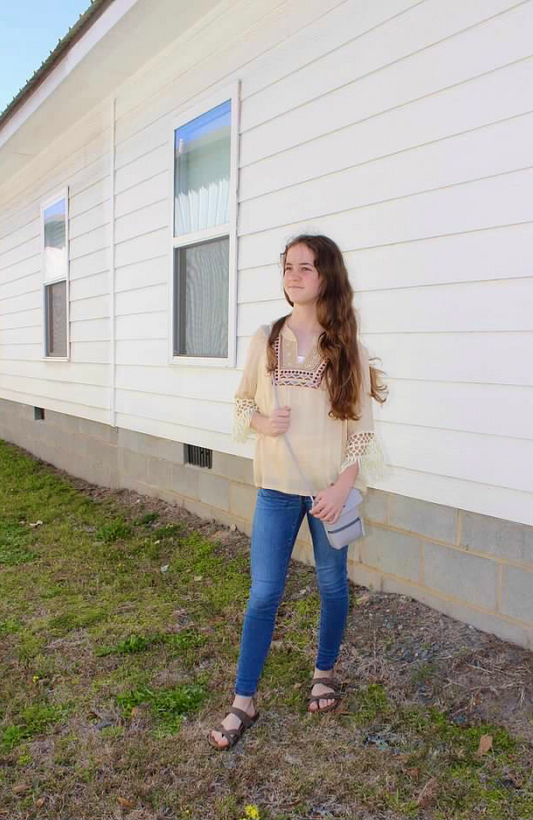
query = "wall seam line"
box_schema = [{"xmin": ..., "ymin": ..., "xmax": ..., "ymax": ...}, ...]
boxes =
[{"xmin": 110, "ymin": 97, "xmax": 116, "ymax": 428}]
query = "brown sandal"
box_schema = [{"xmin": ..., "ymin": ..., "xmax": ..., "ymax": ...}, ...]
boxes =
[
  {"xmin": 207, "ymin": 705, "xmax": 260, "ymax": 750},
  {"xmin": 307, "ymin": 676, "xmax": 343, "ymax": 714}
]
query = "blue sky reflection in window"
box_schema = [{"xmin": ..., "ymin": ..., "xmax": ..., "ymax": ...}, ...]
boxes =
[{"xmin": 174, "ymin": 99, "xmax": 231, "ymax": 236}]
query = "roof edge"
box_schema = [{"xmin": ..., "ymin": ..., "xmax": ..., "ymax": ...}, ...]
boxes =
[{"xmin": 0, "ymin": 0, "xmax": 115, "ymax": 134}]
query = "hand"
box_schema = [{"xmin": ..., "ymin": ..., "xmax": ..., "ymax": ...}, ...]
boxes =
[
  {"xmin": 251, "ymin": 407, "xmax": 291, "ymax": 437},
  {"xmin": 310, "ymin": 483, "xmax": 351, "ymax": 524},
  {"xmin": 265, "ymin": 406, "xmax": 291, "ymax": 437}
]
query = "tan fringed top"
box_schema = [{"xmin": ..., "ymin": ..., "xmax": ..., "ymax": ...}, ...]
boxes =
[{"xmin": 233, "ymin": 321, "xmax": 385, "ymax": 496}]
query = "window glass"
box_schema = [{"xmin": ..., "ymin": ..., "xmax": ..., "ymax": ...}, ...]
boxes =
[
  {"xmin": 174, "ymin": 100, "xmax": 231, "ymax": 236},
  {"xmin": 45, "ymin": 280, "xmax": 67, "ymax": 357},
  {"xmin": 174, "ymin": 237, "xmax": 229, "ymax": 357},
  {"xmin": 43, "ymin": 198, "xmax": 66, "ymax": 281}
]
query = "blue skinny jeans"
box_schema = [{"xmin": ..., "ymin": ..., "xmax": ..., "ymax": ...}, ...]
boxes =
[{"xmin": 234, "ymin": 487, "xmax": 349, "ymax": 697}]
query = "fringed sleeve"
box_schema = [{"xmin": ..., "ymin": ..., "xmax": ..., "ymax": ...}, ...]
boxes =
[
  {"xmin": 232, "ymin": 327, "xmax": 265, "ymax": 443},
  {"xmin": 339, "ymin": 342, "xmax": 386, "ymax": 484}
]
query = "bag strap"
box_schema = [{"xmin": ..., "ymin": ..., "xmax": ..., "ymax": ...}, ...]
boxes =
[{"xmin": 271, "ymin": 374, "xmax": 315, "ymax": 503}]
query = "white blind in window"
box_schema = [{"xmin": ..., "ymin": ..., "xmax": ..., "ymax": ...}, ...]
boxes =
[
  {"xmin": 45, "ymin": 280, "xmax": 67, "ymax": 357},
  {"xmin": 43, "ymin": 198, "xmax": 67, "ymax": 282},
  {"xmin": 175, "ymin": 237, "xmax": 229, "ymax": 357}
]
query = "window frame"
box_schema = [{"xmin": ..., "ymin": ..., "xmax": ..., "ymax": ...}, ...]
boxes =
[
  {"xmin": 40, "ymin": 187, "xmax": 70, "ymax": 361},
  {"xmin": 168, "ymin": 81, "xmax": 239, "ymax": 368}
]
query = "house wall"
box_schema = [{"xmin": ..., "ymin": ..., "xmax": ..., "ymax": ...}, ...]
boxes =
[
  {"xmin": 1, "ymin": 0, "xmax": 533, "ymax": 645},
  {"xmin": 1, "ymin": 395, "xmax": 531, "ymax": 650},
  {"xmin": 1, "ymin": 0, "xmax": 532, "ymax": 527},
  {"xmin": 0, "ymin": 104, "xmax": 112, "ymax": 420}
]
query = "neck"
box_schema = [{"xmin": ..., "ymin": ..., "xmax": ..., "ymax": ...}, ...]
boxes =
[{"xmin": 288, "ymin": 304, "xmax": 323, "ymax": 334}]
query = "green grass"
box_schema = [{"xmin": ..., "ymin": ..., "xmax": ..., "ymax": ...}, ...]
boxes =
[
  {"xmin": 353, "ymin": 682, "xmax": 392, "ymax": 724},
  {"xmin": 116, "ymin": 680, "xmax": 207, "ymax": 735},
  {"xmin": 94, "ymin": 628, "xmax": 207, "ymax": 658},
  {"xmin": 0, "ymin": 519, "xmax": 37, "ymax": 565},
  {"xmin": 94, "ymin": 517, "xmax": 133, "ymax": 543},
  {"xmin": 1, "ymin": 701, "xmax": 70, "ymax": 753},
  {"xmin": 0, "ymin": 438, "xmax": 531, "ymax": 820},
  {"xmin": 0, "ymin": 616, "xmax": 23, "ymax": 636}
]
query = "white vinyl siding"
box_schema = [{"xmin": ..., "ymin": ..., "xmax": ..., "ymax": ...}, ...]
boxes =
[
  {"xmin": 0, "ymin": 0, "xmax": 531, "ymax": 525},
  {"xmin": 232, "ymin": 0, "xmax": 533, "ymax": 524},
  {"xmin": 0, "ymin": 106, "xmax": 112, "ymax": 419}
]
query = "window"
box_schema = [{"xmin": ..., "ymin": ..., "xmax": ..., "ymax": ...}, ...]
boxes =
[
  {"xmin": 171, "ymin": 86, "xmax": 238, "ymax": 365},
  {"xmin": 41, "ymin": 191, "xmax": 69, "ymax": 358}
]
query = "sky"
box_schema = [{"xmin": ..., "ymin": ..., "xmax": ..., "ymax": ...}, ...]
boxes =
[{"xmin": 0, "ymin": 1, "xmax": 92, "ymax": 114}]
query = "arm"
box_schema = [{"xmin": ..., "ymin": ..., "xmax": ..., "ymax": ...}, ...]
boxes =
[
  {"xmin": 334, "ymin": 461, "xmax": 359, "ymax": 492},
  {"xmin": 232, "ymin": 328, "xmax": 264, "ymax": 442},
  {"xmin": 250, "ymin": 411, "xmax": 272, "ymax": 435},
  {"xmin": 338, "ymin": 342, "xmax": 385, "ymax": 484},
  {"xmin": 233, "ymin": 328, "xmax": 291, "ymax": 441},
  {"xmin": 311, "ymin": 343, "xmax": 384, "ymax": 522}
]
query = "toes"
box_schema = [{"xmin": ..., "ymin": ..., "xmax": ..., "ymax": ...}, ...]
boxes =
[
  {"xmin": 309, "ymin": 689, "xmax": 335, "ymax": 711},
  {"xmin": 211, "ymin": 731, "xmax": 228, "ymax": 748}
]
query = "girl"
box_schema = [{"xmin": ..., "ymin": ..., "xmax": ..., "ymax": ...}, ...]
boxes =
[{"xmin": 208, "ymin": 234, "xmax": 387, "ymax": 750}]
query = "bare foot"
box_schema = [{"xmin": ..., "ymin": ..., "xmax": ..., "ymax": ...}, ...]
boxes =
[
  {"xmin": 209, "ymin": 695, "xmax": 257, "ymax": 749},
  {"xmin": 308, "ymin": 669, "xmax": 336, "ymax": 712}
]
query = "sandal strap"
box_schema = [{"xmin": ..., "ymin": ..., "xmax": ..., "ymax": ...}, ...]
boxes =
[
  {"xmin": 309, "ymin": 677, "xmax": 342, "ymax": 703},
  {"xmin": 209, "ymin": 705, "xmax": 259, "ymax": 749},
  {"xmin": 228, "ymin": 706, "xmax": 256, "ymax": 728},
  {"xmin": 311, "ymin": 676, "xmax": 337, "ymax": 688},
  {"xmin": 212, "ymin": 724, "xmax": 241, "ymax": 746}
]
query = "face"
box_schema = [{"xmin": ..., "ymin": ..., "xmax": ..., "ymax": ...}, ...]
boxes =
[{"xmin": 283, "ymin": 243, "xmax": 322, "ymax": 304}]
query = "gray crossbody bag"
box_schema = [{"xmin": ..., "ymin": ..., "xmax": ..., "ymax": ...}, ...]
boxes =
[{"xmin": 271, "ymin": 375, "xmax": 365, "ymax": 549}]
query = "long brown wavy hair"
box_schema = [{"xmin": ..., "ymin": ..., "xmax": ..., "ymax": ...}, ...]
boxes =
[{"xmin": 266, "ymin": 234, "xmax": 388, "ymax": 421}]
